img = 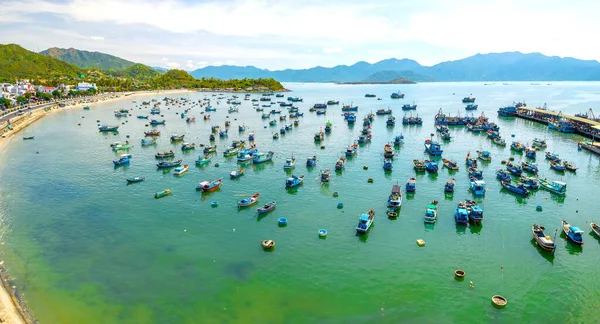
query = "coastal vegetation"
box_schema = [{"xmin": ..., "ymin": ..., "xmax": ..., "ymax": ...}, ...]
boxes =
[{"xmin": 40, "ymin": 47, "xmax": 135, "ymax": 70}]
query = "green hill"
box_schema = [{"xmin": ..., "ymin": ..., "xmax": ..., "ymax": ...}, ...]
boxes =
[
  {"xmin": 0, "ymin": 44, "xmax": 82, "ymax": 81},
  {"xmin": 40, "ymin": 47, "xmax": 135, "ymax": 70},
  {"xmin": 154, "ymin": 69, "xmax": 197, "ymax": 88},
  {"xmin": 108, "ymin": 63, "xmax": 161, "ymax": 81}
]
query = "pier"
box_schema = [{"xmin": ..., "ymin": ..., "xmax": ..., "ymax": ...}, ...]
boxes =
[{"xmin": 516, "ymin": 106, "xmax": 600, "ymax": 139}]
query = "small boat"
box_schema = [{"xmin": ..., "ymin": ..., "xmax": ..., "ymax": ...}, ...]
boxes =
[
  {"xmin": 238, "ymin": 193, "xmax": 260, "ymax": 208},
  {"xmin": 375, "ymin": 109, "xmax": 392, "ymax": 115},
  {"xmin": 477, "ymin": 150, "xmax": 492, "ymax": 162},
  {"xmin": 173, "ymin": 164, "xmax": 189, "ymax": 175},
  {"xmin": 406, "ymin": 178, "xmax": 416, "ymax": 192},
  {"xmin": 356, "ymin": 209, "xmax": 375, "ymax": 234},
  {"xmin": 257, "ymin": 201, "xmax": 276, "ymax": 214},
  {"xmin": 203, "ymin": 145, "xmax": 217, "ymax": 154},
  {"xmin": 401, "ymin": 103, "xmax": 417, "ymax": 110},
  {"xmin": 252, "ymin": 151, "xmax": 274, "ymax": 164},
  {"xmin": 444, "ymin": 178, "xmax": 456, "ymax": 192},
  {"xmin": 525, "ymin": 148, "xmax": 536, "ymax": 159},
  {"xmin": 219, "ymin": 130, "xmax": 228, "ymax": 138},
  {"xmin": 468, "ymin": 167, "xmax": 483, "ymax": 180},
  {"xmin": 285, "ymin": 175, "xmax": 304, "ymax": 188},
  {"xmin": 223, "ymin": 147, "xmax": 239, "ymax": 157},
  {"xmin": 590, "ymin": 223, "xmax": 600, "ymax": 239},
  {"xmin": 99, "ymin": 125, "xmax": 119, "ymax": 132},
  {"xmin": 156, "ymin": 159, "xmax": 182, "ymax": 168},
  {"xmin": 441, "ymin": 158, "xmax": 459, "ymax": 171},
  {"xmin": 470, "ymin": 179, "xmax": 486, "ymax": 196},
  {"xmin": 155, "ymin": 150, "xmax": 175, "ymax": 159},
  {"xmin": 413, "ymin": 160, "xmax": 426, "ymax": 172},
  {"xmin": 424, "ymin": 200, "xmax": 438, "ymax": 223},
  {"xmin": 231, "ymin": 140, "xmax": 245, "ymax": 148},
  {"xmin": 269, "ymin": 120, "xmax": 277, "ymax": 126},
  {"xmin": 532, "ymin": 224, "xmax": 556, "ymax": 254},
  {"xmin": 196, "ymin": 178, "xmax": 223, "ymax": 192},
  {"xmin": 387, "ymin": 183, "xmax": 402, "ymax": 209},
  {"xmin": 382, "ymin": 158, "xmax": 393, "ymax": 171},
  {"xmin": 126, "ymin": 176, "xmax": 145, "ymax": 183},
  {"xmin": 465, "ymin": 103, "xmax": 478, "ymax": 110},
  {"xmin": 520, "ymin": 176, "xmax": 540, "ymax": 190},
  {"xmin": 462, "ymin": 96, "xmax": 476, "ymax": 103},
  {"xmin": 144, "ymin": 130, "xmax": 160, "ymax": 137},
  {"xmin": 327, "ymin": 100, "xmax": 339, "ymax": 105},
  {"xmin": 320, "ymin": 169, "xmax": 331, "ymax": 183},
  {"xmin": 521, "ymin": 161, "xmax": 539, "ymax": 174},
  {"xmin": 563, "ymin": 161, "xmax": 578, "ymax": 172},
  {"xmin": 540, "ymin": 179, "xmax": 567, "ymax": 195},
  {"xmin": 181, "ymin": 143, "xmax": 196, "ymax": 151},
  {"xmin": 113, "ymin": 156, "xmax": 130, "ymax": 165},
  {"xmin": 386, "ymin": 116, "xmax": 396, "ymax": 126},
  {"xmin": 466, "ymin": 200, "xmax": 483, "ymax": 224},
  {"xmin": 186, "ymin": 117, "xmax": 196, "ymax": 123},
  {"xmin": 562, "ymin": 220, "xmax": 584, "ymax": 245},
  {"xmin": 391, "ymin": 92, "xmax": 405, "ymax": 99},
  {"xmin": 545, "ymin": 151, "xmax": 560, "ymax": 162},
  {"xmin": 154, "ymin": 189, "xmax": 172, "ymax": 198},
  {"xmin": 510, "ymin": 141, "xmax": 525, "ymax": 152},
  {"xmin": 365, "ymin": 94, "xmax": 376, "ymax": 98},
  {"xmin": 150, "ymin": 119, "xmax": 166, "ymax": 125},
  {"xmin": 22, "ymin": 136, "xmax": 35, "ymax": 140},
  {"xmin": 283, "ymin": 156, "xmax": 295, "ymax": 169},
  {"xmin": 314, "ymin": 130, "xmax": 324, "ymax": 142},
  {"xmin": 209, "ymin": 134, "xmax": 216, "ymax": 141},
  {"xmin": 383, "ymin": 143, "xmax": 394, "ymax": 158},
  {"xmin": 272, "ymin": 132, "xmax": 279, "ymax": 139},
  {"xmin": 455, "ymin": 202, "xmax": 469, "ymax": 224},
  {"xmin": 324, "ymin": 121, "xmax": 332, "ymax": 132},
  {"xmin": 334, "ymin": 157, "xmax": 345, "ymax": 171},
  {"xmin": 501, "ymin": 180, "xmax": 529, "ymax": 196},
  {"xmin": 424, "ymin": 160, "xmax": 438, "ymax": 173},
  {"xmin": 393, "ymin": 135, "xmax": 404, "ymax": 146},
  {"xmin": 505, "ymin": 162, "xmax": 522, "ymax": 176},
  {"xmin": 141, "ymin": 138, "xmax": 155, "ymax": 146},
  {"xmin": 424, "ymin": 139, "xmax": 443, "ymax": 156},
  {"xmin": 532, "ymin": 138, "xmax": 547, "ymax": 148},
  {"xmin": 170, "ymin": 134, "xmax": 185, "ymax": 142},
  {"xmin": 230, "ymin": 168, "xmax": 245, "ymax": 179},
  {"xmin": 345, "ymin": 143, "xmax": 358, "ymax": 157},
  {"xmin": 550, "ymin": 160, "xmax": 566, "ymax": 172},
  {"xmin": 493, "ymin": 137, "xmax": 507, "ymax": 146},
  {"xmin": 195, "ymin": 154, "xmax": 212, "ymax": 165},
  {"xmin": 306, "ymin": 156, "xmax": 317, "ymax": 167},
  {"xmin": 496, "ymin": 169, "xmax": 511, "ymax": 182},
  {"xmin": 238, "ymin": 124, "xmax": 246, "ymax": 132}
]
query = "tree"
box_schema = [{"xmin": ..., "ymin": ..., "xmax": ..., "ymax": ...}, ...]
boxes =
[
  {"xmin": 52, "ymin": 89, "xmax": 61, "ymax": 98},
  {"xmin": 16, "ymin": 96, "xmax": 27, "ymax": 104},
  {"xmin": 0, "ymin": 97, "xmax": 11, "ymax": 108},
  {"xmin": 35, "ymin": 91, "xmax": 43, "ymax": 98},
  {"xmin": 41, "ymin": 93, "xmax": 53, "ymax": 100}
]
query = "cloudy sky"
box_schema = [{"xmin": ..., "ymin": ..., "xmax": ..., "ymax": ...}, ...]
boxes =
[{"xmin": 1, "ymin": 0, "xmax": 598, "ymax": 71}]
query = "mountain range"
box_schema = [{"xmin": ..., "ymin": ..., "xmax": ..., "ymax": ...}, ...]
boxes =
[
  {"xmin": 40, "ymin": 47, "xmax": 136, "ymax": 70},
  {"xmin": 189, "ymin": 52, "xmax": 600, "ymax": 82}
]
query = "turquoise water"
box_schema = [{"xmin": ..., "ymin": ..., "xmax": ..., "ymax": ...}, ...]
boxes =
[{"xmin": 1, "ymin": 82, "xmax": 600, "ymax": 323}]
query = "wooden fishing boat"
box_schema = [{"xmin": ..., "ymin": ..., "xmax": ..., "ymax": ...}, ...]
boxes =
[
  {"xmin": 22, "ymin": 136, "xmax": 35, "ymax": 140},
  {"xmin": 383, "ymin": 143, "xmax": 394, "ymax": 158},
  {"xmin": 532, "ymin": 224, "xmax": 556, "ymax": 254},
  {"xmin": 230, "ymin": 168, "xmax": 245, "ymax": 179},
  {"xmin": 406, "ymin": 177, "xmax": 416, "ymax": 192},
  {"xmin": 156, "ymin": 159, "xmax": 182, "ymax": 168},
  {"xmin": 424, "ymin": 160, "xmax": 438, "ymax": 173},
  {"xmin": 306, "ymin": 156, "xmax": 317, "ymax": 167},
  {"xmin": 413, "ymin": 159, "xmax": 426, "ymax": 172},
  {"xmin": 170, "ymin": 134, "xmax": 185, "ymax": 142},
  {"xmin": 590, "ymin": 223, "xmax": 600, "ymax": 239},
  {"xmin": 238, "ymin": 193, "xmax": 260, "ymax": 208},
  {"xmin": 387, "ymin": 182, "xmax": 402, "ymax": 210},
  {"xmin": 444, "ymin": 178, "xmax": 456, "ymax": 192},
  {"xmin": 257, "ymin": 200, "xmax": 276, "ymax": 214},
  {"xmin": 320, "ymin": 169, "xmax": 331, "ymax": 183},
  {"xmin": 563, "ymin": 161, "xmax": 578, "ymax": 172},
  {"xmin": 197, "ymin": 178, "xmax": 223, "ymax": 192},
  {"xmin": 155, "ymin": 150, "xmax": 175, "ymax": 159},
  {"xmin": 477, "ymin": 150, "xmax": 492, "ymax": 161},
  {"xmin": 144, "ymin": 130, "xmax": 160, "ymax": 136},
  {"xmin": 126, "ymin": 176, "xmax": 145, "ymax": 183},
  {"xmin": 383, "ymin": 158, "xmax": 393, "ymax": 171},
  {"xmin": 562, "ymin": 220, "xmax": 583, "ymax": 245},
  {"xmin": 154, "ymin": 189, "xmax": 172, "ymax": 198},
  {"xmin": 550, "ymin": 160, "xmax": 565, "ymax": 172},
  {"xmin": 540, "ymin": 179, "xmax": 567, "ymax": 195},
  {"xmin": 424, "ymin": 200, "xmax": 438, "ymax": 223},
  {"xmin": 203, "ymin": 145, "xmax": 217, "ymax": 154},
  {"xmin": 442, "ymin": 158, "xmax": 459, "ymax": 170},
  {"xmin": 356, "ymin": 209, "xmax": 375, "ymax": 234},
  {"xmin": 173, "ymin": 164, "xmax": 189, "ymax": 175},
  {"xmin": 285, "ymin": 175, "xmax": 304, "ymax": 188},
  {"xmin": 195, "ymin": 154, "xmax": 212, "ymax": 165},
  {"xmin": 181, "ymin": 143, "xmax": 196, "ymax": 151}
]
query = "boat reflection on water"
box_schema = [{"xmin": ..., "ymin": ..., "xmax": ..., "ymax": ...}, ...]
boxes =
[
  {"xmin": 530, "ymin": 239, "xmax": 555, "ymax": 264},
  {"xmin": 469, "ymin": 223, "xmax": 483, "ymax": 235},
  {"xmin": 455, "ymin": 223, "xmax": 467, "ymax": 235},
  {"xmin": 560, "ymin": 232, "xmax": 583, "ymax": 255}
]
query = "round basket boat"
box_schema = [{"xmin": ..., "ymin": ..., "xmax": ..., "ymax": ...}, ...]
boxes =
[
  {"xmin": 536, "ymin": 205, "xmax": 543, "ymax": 211},
  {"xmin": 363, "ymin": 165, "xmax": 368, "ymax": 170},
  {"xmin": 261, "ymin": 240, "xmax": 275, "ymax": 249},
  {"xmin": 492, "ymin": 295, "xmax": 507, "ymax": 308},
  {"xmin": 387, "ymin": 210, "xmax": 397, "ymax": 217},
  {"xmin": 332, "ymin": 192, "xmax": 339, "ymax": 197},
  {"xmin": 337, "ymin": 202, "xmax": 344, "ymax": 209},
  {"xmin": 509, "ymin": 157, "xmax": 514, "ymax": 161},
  {"xmin": 318, "ymin": 229, "xmax": 327, "ymax": 237},
  {"xmin": 278, "ymin": 217, "xmax": 288, "ymax": 226},
  {"xmin": 211, "ymin": 201, "xmax": 218, "ymax": 207},
  {"xmin": 455, "ymin": 270, "xmax": 466, "ymax": 278},
  {"xmin": 367, "ymin": 178, "xmax": 374, "ymax": 183}
]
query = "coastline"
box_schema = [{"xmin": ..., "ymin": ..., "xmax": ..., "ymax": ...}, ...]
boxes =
[{"xmin": 0, "ymin": 88, "xmax": 192, "ymax": 323}]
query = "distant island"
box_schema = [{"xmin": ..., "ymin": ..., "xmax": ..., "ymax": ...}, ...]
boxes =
[{"xmin": 338, "ymin": 77, "xmax": 416, "ymax": 85}]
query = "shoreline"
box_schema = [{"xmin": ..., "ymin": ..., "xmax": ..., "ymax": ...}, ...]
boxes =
[{"xmin": 0, "ymin": 88, "xmax": 193, "ymax": 323}]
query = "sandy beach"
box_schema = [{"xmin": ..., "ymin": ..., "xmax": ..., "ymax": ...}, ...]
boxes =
[{"xmin": 0, "ymin": 88, "xmax": 191, "ymax": 323}]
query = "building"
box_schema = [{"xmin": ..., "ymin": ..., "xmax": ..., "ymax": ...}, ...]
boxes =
[
  {"xmin": 76, "ymin": 82, "xmax": 97, "ymax": 91},
  {"xmin": 37, "ymin": 86, "xmax": 56, "ymax": 94}
]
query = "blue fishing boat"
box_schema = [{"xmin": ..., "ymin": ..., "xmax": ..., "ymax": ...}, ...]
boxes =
[
  {"xmin": 313, "ymin": 103, "xmax": 327, "ymax": 109},
  {"xmin": 285, "ymin": 175, "xmax": 304, "ymax": 188},
  {"xmin": 230, "ymin": 168, "xmax": 244, "ymax": 179},
  {"xmin": 540, "ymin": 179, "xmax": 567, "ymax": 195},
  {"xmin": 283, "ymin": 156, "xmax": 295, "ymax": 169},
  {"xmin": 521, "ymin": 161, "xmax": 538, "ymax": 174},
  {"xmin": 365, "ymin": 94, "xmax": 376, "ymax": 98},
  {"xmin": 462, "ymin": 96, "xmax": 476, "ymax": 103},
  {"xmin": 345, "ymin": 143, "xmax": 358, "ymax": 156},
  {"xmin": 532, "ymin": 224, "xmax": 556, "ymax": 254},
  {"xmin": 223, "ymin": 146, "xmax": 239, "ymax": 157},
  {"xmin": 501, "ymin": 180, "xmax": 529, "ymax": 196},
  {"xmin": 320, "ymin": 169, "xmax": 331, "ymax": 183},
  {"xmin": 157, "ymin": 159, "xmax": 182, "ymax": 168},
  {"xmin": 511, "ymin": 141, "xmax": 525, "ymax": 152},
  {"xmin": 306, "ymin": 156, "xmax": 317, "ymax": 167},
  {"xmin": 388, "ymin": 183, "xmax": 402, "ymax": 209},
  {"xmin": 505, "ymin": 162, "xmax": 522, "ymax": 176},
  {"xmin": 442, "ymin": 158, "xmax": 459, "ymax": 171},
  {"xmin": 562, "ymin": 220, "xmax": 583, "ymax": 245},
  {"xmin": 532, "ymin": 138, "xmax": 547, "ymax": 148},
  {"xmin": 424, "ymin": 200, "xmax": 438, "ymax": 223},
  {"xmin": 468, "ymin": 167, "xmax": 483, "ymax": 180},
  {"xmin": 470, "ymin": 179, "xmax": 486, "ymax": 196},
  {"xmin": 477, "ymin": 150, "xmax": 491, "ymax": 161},
  {"xmin": 257, "ymin": 201, "xmax": 276, "ymax": 214},
  {"xmin": 548, "ymin": 118, "xmax": 576, "ymax": 133},
  {"xmin": 239, "ymin": 124, "xmax": 246, "ymax": 132},
  {"xmin": 406, "ymin": 178, "xmax": 416, "ymax": 192},
  {"xmin": 170, "ymin": 134, "xmax": 185, "ymax": 142},
  {"xmin": 141, "ymin": 138, "xmax": 156, "ymax": 146},
  {"xmin": 196, "ymin": 154, "xmax": 212, "ymax": 165},
  {"xmin": 238, "ymin": 193, "xmax": 259, "ymax": 208},
  {"xmin": 455, "ymin": 202, "xmax": 469, "ymax": 224},
  {"xmin": 520, "ymin": 176, "xmax": 540, "ymax": 190},
  {"xmin": 137, "ymin": 115, "xmax": 148, "ymax": 119},
  {"xmin": 424, "ymin": 160, "xmax": 438, "ymax": 173},
  {"xmin": 550, "ymin": 160, "xmax": 566, "ymax": 172},
  {"xmin": 393, "ymin": 134, "xmax": 404, "ymax": 146},
  {"xmin": 466, "ymin": 200, "xmax": 484, "ymax": 224},
  {"xmin": 525, "ymin": 148, "xmax": 536, "ymax": 159},
  {"xmin": 205, "ymin": 106, "xmax": 216, "ymax": 112},
  {"xmin": 252, "ymin": 151, "xmax": 274, "ymax": 164},
  {"xmin": 248, "ymin": 132, "xmax": 255, "ymax": 142},
  {"xmin": 126, "ymin": 176, "xmax": 145, "ymax": 183},
  {"xmin": 356, "ymin": 209, "xmax": 375, "ymax": 234},
  {"xmin": 441, "ymin": 131, "xmax": 452, "ymax": 140},
  {"xmin": 98, "ymin": 125, "xmax": 119, "ymax": 132},
  {"xmin": 465, "ymin": 103, "xmax": 478, "ymax": 110},
  {"xmin": 155, "ymin": 150, "xmax": 175, "ymax": 159},
  {"xmin": 113, "ymin": 156, "xmax": 130, "ymax": 165},
  {"xmin": 545, "ymin": 151, "xmax": 560, "ymax": 162},
  {"xmin": 181, "ymin": 143, "xmax": 196, "ymax": 151},
  {"xmin": 386, "ymin": 116, "xmax": 396, "ymax": 126},
  {"xmin": 341, "ymin": 104, "xmax": 358, "ymax": 112},
  {"xmin": 444, "ymin": 178, "xmax": 456, "ymax": 192},
  {"xmin": 346, "ymin": 114, "xmax": 357, "ymax": 124},
  {"xmin": 401, "ymin": 103, "xmax": 417, "ymax": 110},
  {"xmin": 196, "ymin": 178, "xmax": 223, "ymax": 192},
  {"xmin": 391, "ymin": 92, "xmax": 405, "ymax": 99},
  {"xmin": 383, "ymin": 158, "xmax": 393, "ymax": 171},
  {"xmin": 150, "ymin": 119, "xmax": 165, "ymax": 125},
  {"xmin": 496, "ymin": 169, "xmax": 511, "ymax": 182},
  {"xmin": 219, "ymin": 130, "xmax": 228, "ymax": 138},
  {"xmin": 114, "ymin": 112, "xmax": 128, "ymax": 117},
  {"xmin": 335, "ymin": 157, "xmax": 346, "ymax": 171},
  {"xmin": 497, "ymin": 105, "xmax": 517, "ymax": 117},
  {"xmin": 424, "ymin": 139, "xmax": 443, "ymax": 156},
  {"xmin": 325, "ymin": 121, "xmax": 332, "ymax": 133}
]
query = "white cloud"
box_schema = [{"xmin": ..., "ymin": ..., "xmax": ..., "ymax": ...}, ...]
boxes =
[
  {"xmin": 323, "ymin": 47, "xmax": 343, "ymax": 54},
  {"xmin": 161, "ymin": 57, "xmax": 169, "ymax": 61},
  {"xmin": 166, "ymin": 62, "xmax": 180, "ymax": 69},
  {"xmin": 185, "ymin": 61, "xmax": 194, "ymax": 69}
]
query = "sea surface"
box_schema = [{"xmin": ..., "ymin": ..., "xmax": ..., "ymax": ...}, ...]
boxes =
[{"xmin": 1, "ymin": 82, "xmax": 600, "ymax": 323}]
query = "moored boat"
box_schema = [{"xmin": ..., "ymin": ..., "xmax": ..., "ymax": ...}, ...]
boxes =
[
  {"xmin": 285, "ymin": 175, "xmax": 304, "ymax": 188},
  {"xmin": 173, "ymin": 164, "xmax": 189, "ymax": 175},
  {"xmin": 230, "ymin": 168, "xmax": 245, "ymax": 179},
  {"xmin": 540, "ymin": 179, "xmax": 567, "ymax": 195},
  {"xmin": 306, "ymin": 156, "xmax": 317, "ymax": 167},
  {"xmin": 521, "ymin": 161, "xmax": 539, "ymax": 174},
  {"xmin": 157, "ymin": 159, "xmax": 182, "ymax": 168},
  {"xmin": 424, "ymin": 160, "xmax": 438, "ymax": 173},
  {"xmin": 388, "ymin": 183, "xmax": 402, "ymax": 209},
  {"xmin": 550, "ymin": 160, "xmax": 566, "ymax": 172},
  {"xmin": 424, "ymin": 200, "xmax": 438, "ymax": 223},
  {"xmin": 252, "ymin": 151, "xmax": 274, "ymax": 164},
  {"xmin": 382, "ymin": 158, "xmax": 393, "ymax": 171},
  {"xmin": 195, "ymin": 154, "xmax": 212, "ymax": 165},
  {"xmin": 320, "ymin": 169, "xmax": 331, "ymax": 183},
  {"xmin": 525, "ymin": 148, "xmax": 536, "ymax": 159},
  {"xmin": 563, "ymin": 161, "xmax": 578, "ymax": 172},
  {"xmin": 181, "ymin": 143, "xmax": 196, "ymax": 151},
  {"xmin": 406, "ymin": 177, "xmax": 416, "ymax": 192},
  {"xmin": 257, "ymin": 200, "xmax": 276, "ymax": 214},
  {"xmin": 510, "ymin": 141, "xmax": 525, "ymax": 152},
  {"xmin": 505, "ymin": 162, "xmax": 522, "ymax": 176},
  {"xmin": 154, "ymin": 189, "xmax": 172, "ymax": 198},
  {"xmin": 196, "ymin": 178, "xmax": 223, "ymax": 192},
  {"xmin": 126, "ymin": 176, "xmax": 145, "ymax": 183},
  {"xmin": 203, "ymin": 145, "xmax": 217, "ymax": 154},
  {"xmin": 424, "ymin": 139, "xmax": 443, "ymax": 156},
  {"xmin": 455, "ymin": 202, "xmax": 469, "ymax": 224},
  {"xmin": 238, "ymin": 193, "xmax": 260, "ymax": 208},
  {"xmin": 170, "ymin": 134, "xmax": 185, "ymax": 142},
  {"xmin": 562, "ymin": 220, "xmax": 584, "ymax": 245},
  {"xmin": 532, "ymin": 224, "xmax": 557, "ymax": 254},
  {"xmin": 442, "ymin": 158, "xmax": 459, "ymax": 171},
  {"xmin": 141, "ymin": 138, "xmax": 156, "ymax": 146},
  {"xmin": 501, "ymin": 180, "xmax": 529, "ymax": 196},
  {"xmin": 590, "ymin": 223, "xmax": 600, "ymax": 239},
  {"xmin": 144, "ymin": 130, "xmax": 160, "ymax": 136},
  {"xmin": 477, "ymin": 150, "xmax": 492, "ymax": 161},
  {"xmin": 444, "ymin": 178, "xmax": 456, "ymax": 192},
  {"xmin": 335, "ymin": 157, "xmax": 346, "ymax": 171},
  {"xmin": 470, "ymin": 179, "xmax": 486, "ymax": 196},
  {"xmin": 99, "ymin": 125, "xmax": 119, "ymax": 132},
  {"xmin": 356, "ymin": 209, "xmax": 375, "ymax": 234},
  {"xmin": 466, "ymin": 200, "xmax": 483, "ymax": 224},
  {"xmin": 155, "ymin": 150, "xmax": 175, "ymax": 159},
  {"xmin": 283, "ymin": 156, "xmax": 296, "ymax": 169},
  {"xmin": 496, "ymin": 169, "xmax": 511, "ymax": 182}
]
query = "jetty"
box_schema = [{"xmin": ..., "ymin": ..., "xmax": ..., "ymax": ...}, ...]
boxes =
[{"xmin": 515, "ymin": 105, "xmax": 600, "ymax": 140}]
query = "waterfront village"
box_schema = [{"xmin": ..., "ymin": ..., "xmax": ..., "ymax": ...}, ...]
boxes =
[{"xmin": 0, "ymin": 81, "xmax": 98, "ymax": 108}]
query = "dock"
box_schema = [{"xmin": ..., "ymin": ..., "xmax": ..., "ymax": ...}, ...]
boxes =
[{"xmin": 515, "ymin": 106, "xmax": 600, "ymax": 140}]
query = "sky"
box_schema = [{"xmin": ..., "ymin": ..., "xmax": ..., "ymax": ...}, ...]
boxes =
[{"xmin": 1, "ymin": 0, "xmax": 599, "ymax": 71}]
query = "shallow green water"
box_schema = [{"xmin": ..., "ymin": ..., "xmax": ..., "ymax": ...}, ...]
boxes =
[{"xmin": 1, "ymin": 82, "xmax": 600, "ymax": 323}]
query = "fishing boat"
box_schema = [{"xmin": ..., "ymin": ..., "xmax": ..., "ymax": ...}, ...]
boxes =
[
  {"xmin": 285, "ymin": 175, "xmax": 304, "ymax": 188},
  {"xmin": 539, "ymin": 179, "xmax": 567, "ymax": 195},
  {"xmin": 470, "ymin": 179, "xmax": 486, "ymax": 196},
  {"xmin": 126, "ymin": 176, "xmax": 145, "ymax": 183},
  {"xmin": 314, "ymin": 130, "xmax": 324, "ymax": 142},
  {"xmin": 223, "ymin": 147, "xmax": 239, "ymax": 157},
  {"xmin": 155, "ymin": 150, "xmax": 175, "ymax": 159},
  {"xmin": 325, "ymin": 121, "xmax": 332, "ymax": 132},
  {"xmin": 186, "ymin": 117, "xmax": 196, "ymax": 123},
  {"xmin": 465, "ymin": 103, "xmax": 478, "ymax": 110},
  {"xmin": 468, "ymin": 167, "xmax": 483, "ymax": 180},
  {"xmin": 545, "ymin": 152, "xmax": 561, "ymax": 162},
  {"xmin": 383, "ymin": 143, "xmax": 394, "ymax": 158},
  {"xmin": 550, "ymin": 160, "xmax": 566, "ymax": 172},
  {"xmin": 203, "ymin": 145, "xmax": 217, "ymax": 154},
  {"xmin": 219, "ymin": 130, "xmax": 229, "ymax": 137},
  {"xmin": 462, "ymin": 96, "xmax": 476, "ymax": 103},
  {"xmin": 335, "ymin": 157, "xmax": 346, "ymax": 171},
  {"xmin": 525, "ymin": 148, "xmax": 536, "ymax": 159},
  {"xmin": 141, "ymin": 138, "xmax": 156, "ymax": 146},
  {"xmin": 205, "ymin": 106, "xmax": 216, "ymax": 112},
  {"xmin": 393, "ymin": 135, "xmax": 404, "ymax": 146},
  {"xmin": 413, "ymin": 160, "xmax": 426, "ymax": 172},
  {"xmin": 150, "ymin": 119, "xmax": 166, "ymax": 125},
  {"xmin": 22, "ymin": 135, "xmax": 35, "ymax": 140},
  {"xmin": 239, "ymin": 124, "xmax": 246, "ymax": 132},
  {"xmin": 532, "ymin": 138, "xmax": 547, "ymax": 148},
  {"xmin": 173, "ymin": 164, "xmax": 189, "ymax": 175},
  {"xmin": 195, "ymin": 154, "xmax": 212, "ymax": 165},
  {"xmin": 376, "ymin": 109, "xmax": 392, "ymax": 115},
  {"xmin": 154, "ymin": 189, "xmax": 172, "ymax": 198},
  {"xmin": 406, "ymin": 178, "xmax": 416, "ymax": 192},
  {"xmin": 444, "ymin": 178, "xmax": 456, "ymax": 192},
  {"xmin": 496, "ymin": 169, "xmax": 511, "ymax": 182},
  {"xmin": 466, "ymin": 200, "xmax": 484, "ymax": 224},
  {"xmin": 386, "ymin": 116, "xmax": 396, "ymax": 126},
  {"xmin": 388, "ymin": 183, "xmax": 402, "ymax": 209},
  {"xmin": 157, "ymin": 159, "xmax": 182, "ymax": 168},
  {"xmin": 341, "ymin": 104, "xmax": 358, "ymax": 111},
  {"xmin": 144, "ymin": 130, "xmax": 160, "ymax": 136},
  {"xmin": 345, "ymin": 143, "xmax": 358, "ymax": 156},
  {"xmin": 320, "ymin": 169, "xmax": 331, "ymax": 183},
  {"xmin": 442, "ymin": 158, "xmax": 459, "ymax": 171},
  {"xmin": 383, "ymin": 158, "xmax": 393, "ymax": 171},
  {"xmin": 563, "ymin": 161, "xmax": 578, "ymax": 172},
  {"xmin": 231, "ymin": 140, "xmax": 245, "ymax": 148},
  {"xmin": 113, "ymin": 155, "xmax": 130, "ymax": 165},
  {"xmin": 391, "ymin": 91, "xmax": 405, "ymax": 99},
  {"xmin": 111, "ymin": 142, "xmax": 131, "ymax": 151},
  {"xmin": 532, "ymin": 224, "xmax": 557, "ymax": 254},
  {"xmin": 356, "ymin": 209, "xmax": 375, "ymax": 234},
  {"xmin": 455, "ymin": 202, "xmax": 469, "ymax": 224},
  {"xmin": 548, "ymin": 118, "xmax": 576, "ymax": 133},
  {"xmin": 327, "ymin": 100, "xmax": 339, "ymax": 105},
  {"xmin": 315, "ymin": 110, "xmax": 326, "ymax": 115},
  {"xmin": 424, "ymin": 200, "xmax": 438, "ymax": 223},
  {"xmin": 501, "ymin": 180, "xmax": 529, "ymax": 196},
  {"xmin": 196, "ymin": 178, "xmax": 223, "ymax": 192},
  {"xmin": 209, "ymin": 134, "xmax": 216, "ymax": 141},
  {"xmin": 230, "ymin": 168, "xmax": 245, "ymax": 179},
  {"xmin": 520, "ymin": 176, "xmax": 540, "ymax": 190},
  {"xmin": 283, "ymin": 156, "xmax": 295, "ymax": 169},
  {"xmin": 441, "ymin": 131, "xmax": 452, "ymax": 140},
  {"xmin": 493, "ymin": 137, "xmax": 507, "ymax": 146},
  {"xmin": 365, "ymin": 94, "xmax": 376, "ymax": 98},
  {"xmin": 257, "ymin": 201, "xmax": 276, "ymax": 214},
  {"xmin": 505, "ymin": 162, "xmax": 522, "ymax": 176},
  {"xmin": 510, "ymin": 141, "xmax": 525, "ymax": 152},
  {"xmin": 306, "ymin": 156, "xmax": 317, "ymax": 167},
  {"xmin": 424, "ymin": 139, "xmax": 443, "ymax": 156},
  {"xmin": 238, "ymin": 193, "xmax": 259, "ymax": 208},
  {"xmin": 357, "ymin": 134, "xmax": 371, "ymax": 143},
  {"xmin": 401, "ymin": 103, "xmax": 417, "ymax": 110},
  {"xmin": 477, "ymin": 150, "xmax": 492, "ymax": 161},
  {"xmin": 424, "ymin": 160, "xmax": 438, "ymax": 173},
  {"xmin": 521, "ymin": 161, "xmax": 539, "ymax": 174},
  {"xmin": 252, "ymin": 151, "xmax": 274, "ymax": 164},
  {"xmin": 170, "ymin": 134, "xmax": 185, "ymax": 142},
  {"xmin": 562, "ymin": 220, "xmax": 584, "ymax": 245},
  {"xmin": 590, "ymin": 223, "xmax": 600, "ymax": 239},
  {"xmin": 98, "ymin": 125, "xmax": 119, "ymax": 132},
  {"xmin": 181, "ymin": 143, "xmax": 196, "ymax": 151}
]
